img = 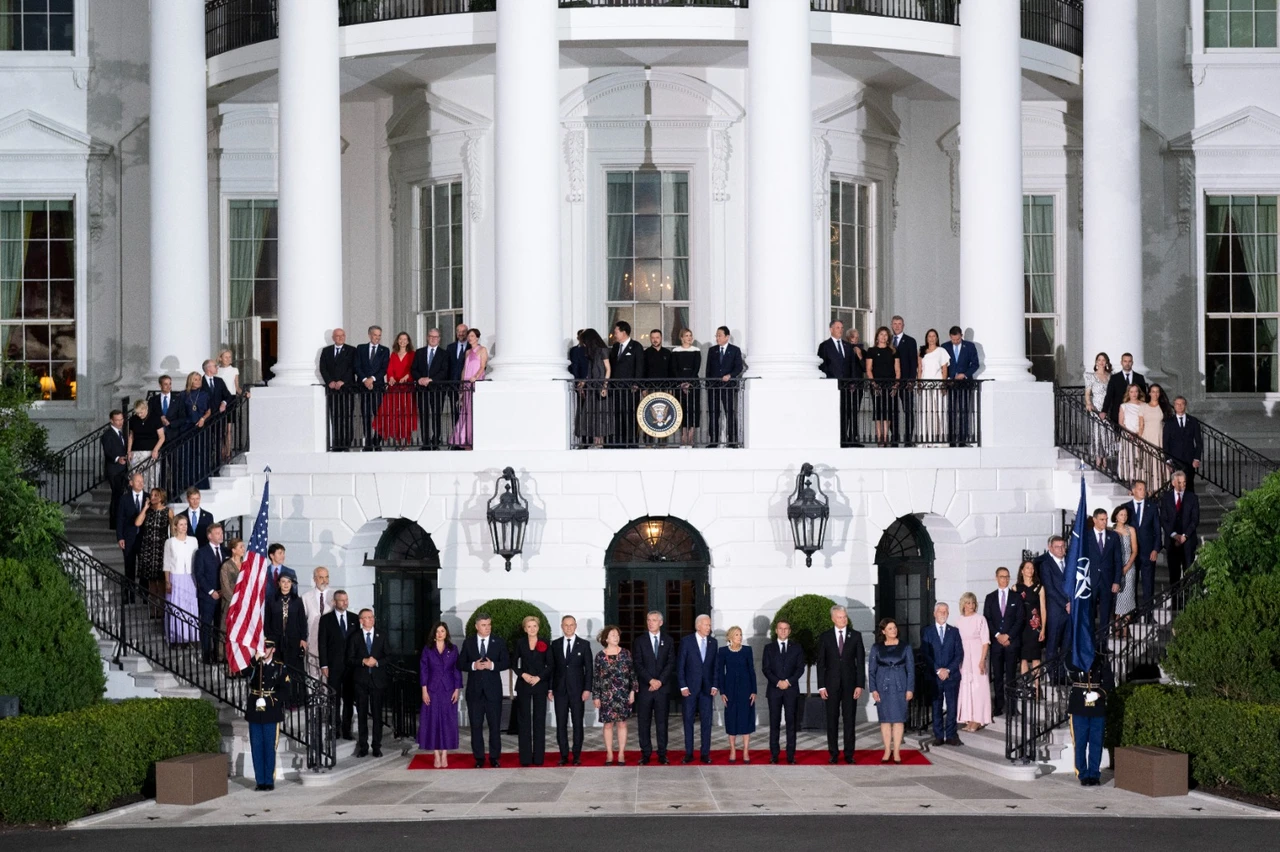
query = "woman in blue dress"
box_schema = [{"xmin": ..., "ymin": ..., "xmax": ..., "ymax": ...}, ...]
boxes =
[
  {"xmin": 868, "ymin": 616, "xmax": 915, "ymax": 764},
  {"xmin": 714, "ymin": 626, "xmax": 757, "ymax": 763}
]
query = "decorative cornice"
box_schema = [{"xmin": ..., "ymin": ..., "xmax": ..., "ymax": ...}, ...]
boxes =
[{"xmin": 387, "ymin": 89, "xmax": 492, "ymax": 148}]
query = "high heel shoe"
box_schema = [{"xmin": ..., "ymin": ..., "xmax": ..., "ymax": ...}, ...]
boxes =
[
  {"xmin": 880, "ymin": 754, "xmax": 891, "ymax": 764},
  {"xmin": 892, "ymin": 749, "xmax": 902, "ymax": 765}
]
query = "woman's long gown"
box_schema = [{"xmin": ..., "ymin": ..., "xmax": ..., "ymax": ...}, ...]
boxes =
[
  {"xmin": 451, "ymin": 349, "xmax": 484, "ymax": 447},
  {"xmin": 372, "ymin": 351, "xmax": 417, "ymax": 444},
  {"xmin": 956, "ymin": 612, "xmax": 992, "ymax": 726}
]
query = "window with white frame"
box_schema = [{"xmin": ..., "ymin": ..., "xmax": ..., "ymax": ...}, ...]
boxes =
[
  {"xmin": 227, "ymin": 199, "xmax": 278, "ymax": 319},
  {"xmin": 0, "ymin": 199, "xmax": 75, "ymax": 399},
  {"xmin": 1205, "ymin": 195, "xmax": 1278, "ymax": 393},
  {"xmin": 1023, "ymin": 194, "xmax": 1058, "ymax": 382},
  {"xmin": 829, "ymin": 179, "xmax": 873, "ymax": 340},
  {"xmin": 606, "ymin": 170, "xmax": 689, "ymax": 341},
  {"xmin": 416, "ymin": 180, "xmax": 464, "ymax": 339},
  {"xmin": 1205, "ymin": 0, "xmax": 1278, "ymax": 48},
  {"xmin": 0, "ymin": 0, "xmax": 74, "ymax": 51}
]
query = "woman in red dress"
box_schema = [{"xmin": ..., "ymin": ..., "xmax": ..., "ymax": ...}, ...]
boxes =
[{"xmin": 373, "ymin": 332, "xmax": 418, "ymax": 445}]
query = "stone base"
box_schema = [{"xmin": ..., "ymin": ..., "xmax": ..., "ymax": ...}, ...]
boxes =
[
  {"xmin": 979, "ymin": 380, "xmax": 1054, "ymax": 450},
  {"xmin": 746, "ymin": 378, "xmax": 840, "ymax": 450},
  {"xmin": 249, "ymin": 384, "xmax": 328, "ymax": 454},
  {"xmin": 472, "ymin": 380, "xmax": 569, "ymax": 452}
]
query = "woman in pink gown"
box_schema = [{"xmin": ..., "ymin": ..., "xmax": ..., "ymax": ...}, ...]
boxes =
[
  {"xmin": 956, "ymin": 591, "xmax": 992, "ymax": 730},
  {"xmin": 373, "ymin": 332, "xmax": 418, "ymax": 444},
  {"xmin": 451, "ymin": 328, "xmax": 487, "ymax": 448}
]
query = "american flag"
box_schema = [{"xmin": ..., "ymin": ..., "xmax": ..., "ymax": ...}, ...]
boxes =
[{"xmin": 225, "ymin": 473, "xmax": 271, "ymax": 674}]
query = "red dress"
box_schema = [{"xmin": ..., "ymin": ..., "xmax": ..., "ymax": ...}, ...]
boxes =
[{"xmin": 372, "ymin": 351, "xmax": 418, "ymax": 444}]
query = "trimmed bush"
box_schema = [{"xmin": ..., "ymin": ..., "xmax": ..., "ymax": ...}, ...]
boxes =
[
  {"xmin": 0, "ymin": 698, "xmax": 220, "ymax": 824},
  {"xmin": 1198, "ymin": 470, "xmax": 1280, "ymax": 590},
  {"xmin": 465, "ymin": 599, "xmax": 550, "ymax": 646},
  {"xmin": 0, "ymin": 557, "xmax": 104, "ymax": 716},
  {"xmin": 770, "ymin": 594, "xmax": 836, "ymax": 666},
  {"xmin": 1115, "ymin": 685, "xmax": 1280, "ymax": 796},
  {"xmin": 1164, "ymin": 573, "xmax": 1280, "ymax": 705}
]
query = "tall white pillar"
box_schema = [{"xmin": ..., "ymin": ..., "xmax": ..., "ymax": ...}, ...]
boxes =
[
  {"xmin": 148, "ymin": 0, "xmax": 211, "ymax": 378},
  {"xmin": 1083, "ymin": 0, "xmax": 1145, "ymax": 373},
  {"xmin": 959, "ymin": 0, "xmax": 1032, "ymax": 382},
  {"xmin": 272, "ymin": 0, "xmax": 344, "ymax": 386}
]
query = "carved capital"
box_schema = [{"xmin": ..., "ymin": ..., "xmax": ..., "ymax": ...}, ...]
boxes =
[
  {"xmin": 564, "ymin": 129, "xmax": 585, "ymax": 203},
  {"xmin": 711, "ymin": 128, "xmax": 731, "ymax": 203},
  {"xmin": 812, "ymin": 134, "xmax": 831, "ymax": 220},
  {"xmin": 464, "ymin": 131, "xmax": 484, "ymax": 222}
]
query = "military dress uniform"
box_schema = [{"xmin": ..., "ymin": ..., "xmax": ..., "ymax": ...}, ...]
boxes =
[
  {"xmin": 245, "ymin": 644, "xmax": 289, "ymax": 790},
  {"xmin": 1068, "ymin": 653, "xmax": 1115, "ymax": 786}
]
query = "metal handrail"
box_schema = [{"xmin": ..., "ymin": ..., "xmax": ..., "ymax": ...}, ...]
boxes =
[
  {"xmin": 130, "ymin": 396, "xmax": 251, "ymax": 497},
  {"xmin": 838, "ymin": 377, "xmax": 983, "ymax": 448},
  {"xmin": 24, "ymin": 421, "xmax": 114, "ymax": 506},
  {"xmin": 58, "ymin": 538, "xmax": 336, "ymax": 769},
  {"xmin": 565, "ymin": 376, "xmax": 748, "ymax": 449}
]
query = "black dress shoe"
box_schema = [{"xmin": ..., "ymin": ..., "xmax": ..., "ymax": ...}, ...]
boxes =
[
  {"xmin": 946, "ymin": 737, "xmax": 964, "ymax": 746},
  {"xmin": 657, "ymin": 755, "xmax": 670, "ymax": 765},
  {"xmin": 265, "ymin": 785, "xmax": 274, "ymax": 791},
  {"xmin": 572, "ymin": 757, "xmax": 582, "ymax": 766},
  {"xmin": 489, "ymin": 758, "xmax": 501, "ymax": 768},
  {"xmin": 844, "ymin": 756, "xmax": 855, "ymax": 764},
  {"xmin": 254, "ymin": 784, "xmax": 267, "ymax": 791},
  {"xmin": 829, "ymin": 756, "xmax": 839, "ymax": 765},
  {"xmin": 558, "ymin": 757, "xmax": 569, "ymax": 767},
  {"xmin": 372, "ymin": 749, "xmax": 382, "ymax": 758},
  {"xmin": 475, "ymin": 759, "xmax": 484, "ymax": 769},
  {"xmin": 639, "ymin": 755, "xmax": 651, "ymax": 766},
  {"xmin": 769, "ymin": 756, "xmax": 779, "ymax": 764},
  {"xmin": 682, "ymin": 755, "xmax": 695, "ymax": 765},
  {"xmin": 787, "ymin": 756, "xmax": 797, "ymax": 765},
  {"xmin": 356, "ymin": 747, "xmax": 369, "ymax": 758},
  {"xmin": 701, "ymin": 756, "xmax": 712, "ymax": 765}
]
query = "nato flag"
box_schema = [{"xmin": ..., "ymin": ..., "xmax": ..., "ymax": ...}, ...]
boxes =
[{"xmin": 1064, "ymin": 477, "xmax": 1095, "ymax": 672}]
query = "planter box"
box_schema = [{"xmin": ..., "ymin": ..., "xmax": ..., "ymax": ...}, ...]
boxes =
[
  {"xmin": 801, "ymin": 694, "xmax": 827, "ymax": 730},
  {"xmin": 1114, "ymin": 746, "xmax": 1188, "ymax": 797},
  {"xmin": 155, "ymin": 753, "xmax": 228, "ymax": 805}
]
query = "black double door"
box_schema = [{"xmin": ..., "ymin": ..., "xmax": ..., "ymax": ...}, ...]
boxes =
[
  {"xmin": 875, "ymin": 557, "xmax": 934, "ymax": 649},
  {"xmin": 372, "ymin": 564, "xmax": 441, "ymax": 667},
  {"xmin": 605, "ymin": 565, "xmax": 709, "ymax": 702}
]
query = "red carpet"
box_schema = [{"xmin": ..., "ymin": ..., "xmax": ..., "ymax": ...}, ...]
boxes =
[{"xmin": 407, "ymin": 749, "xmax": 929, "ymax": 770}]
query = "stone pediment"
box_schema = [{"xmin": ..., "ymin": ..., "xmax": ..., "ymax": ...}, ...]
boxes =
[
  {"xmin": 0, "ymin": 109, "xmax": 111, "ymax": 159},
  {"xmin": 387, "ymin": 90, "xmax": 492, "ymax": 146},
  {"xmin": 812, "ymin": 88, "xmax": 900, "ymax": 143},
  {"xmin": 561, "ymin": 69, "xmax": 745, "ymax": 128},
  {"xmin": 1169, "ymin": 106, "xmax": 1280, "ymax": 152}
]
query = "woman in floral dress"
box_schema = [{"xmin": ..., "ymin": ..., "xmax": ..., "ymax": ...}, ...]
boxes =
[{"xmin": 592, "ymin": 625, "xmax": 636, "ymax": 766}]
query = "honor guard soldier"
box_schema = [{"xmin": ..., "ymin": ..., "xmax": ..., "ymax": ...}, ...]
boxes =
[
  {"xmin": 1068, "ymin": 651, "xmax": 1115, "ymax": 787},
  {"xmin": 246, "ymin": 639, "xmax": 289, "ymax": 791}
]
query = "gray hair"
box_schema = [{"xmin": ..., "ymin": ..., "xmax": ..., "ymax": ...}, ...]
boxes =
[
  {"xmin": 474, "ymin": 611, "xmax": 491, "ymax": 623},
  {"xmin": 368, "ymin": 324, "xmax": 382, "ymax": 335},
  {"xmin": 934, "ymin": 602, "xmax": 950, "ymax": 614},
  {"xmin": 694, "ymin": 614, "xmax": 711, "ymax": 626},
  {"xmin": 647, "ymin": 610, "xmax": 664, "ymax": 620},
  {"xmin": 561, "ymin": 614, "xmax": 576, "ymax": 623},
  {"xmin": 829, "ymin": 605, "xmax": 847, "ymax": 616},
  {"xmin": 427, "ymin": 327, "xmax": 441, "ymax": 337}
]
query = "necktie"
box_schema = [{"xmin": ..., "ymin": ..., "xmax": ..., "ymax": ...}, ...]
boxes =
[
  {"xmin": 339, "ymin": 613, "xmax": 346, "ymax": 633},
  {"xmin": 837, "ymin": 630, "xmax": 844, "ymax": 655},
  {"xmin": 836, "ymin": 340, "xmax": 843, "ymax": 358},
  {"xmin": 1175, "ymin": 492, "xmax": 1182, "ymax": 511},
  {"xmin": 191, "ymin": 511, "xmax": 198, "ymax": 530},
  {"xmin": 1179, "ymin": 416, "xmax": 1185, "ymax": 428},
  {"xmin": 480, "ymin": 637, "xmax": 487, "ymax": 658},
  {"xmin": 319, "ymin": 591, "xmax": 324, "ymax": 613},
  {"xmin": 699, "ymin": 637, "xmax": 705, "ymax": 661},
  {"xmin": 161, "ymin": 395, "xmax": 169, "ymax": 415},
  {"xmin": 135, "ymin": 492, "xmax": 142, "ymax": 511},
  {"xmin": 365, "ymin": 633, "xmax": 372, "ymax": 656},
  {"xmin": 1000, "ymin": 590, "xmax": 1007, "ymax": 615},
  {"xmin": 938, "ymin": 625, "xmax": 944, "ymax": 643},
  {"xmin": 720, "ymin": 346, "xmax": 726, "ymax": 358},
  {"xmin": 1136, "ymin": 502, "xmax": 1142, "ymax": 527},
  {"xmin": 1098, "ymin": 532, "xmax": 1105, "ymax": 551},
  {"xmin": 780, "ymin": 641, "xmax": 786, "ymax": 654},
  {"xmin": 894, "ymin": 334, "xmax": 901, "ymax": 348},
  {"xmin": 427, "ymin": 348, "xmax": 433, "ymax": 368},
  {"xmin": 652, "ymin": 634, "xmax": 659, "ymax": 656},
  {"xmin": 566, "ymin": 637, "xmax": 571, "ymax": 656}
]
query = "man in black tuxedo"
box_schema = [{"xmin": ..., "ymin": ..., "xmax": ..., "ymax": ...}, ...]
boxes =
[
  {"xmin": 818, "ymin": 319, "xmax": 854, "ymax": 446},
  {"xmin": 411, "ymin": 327, "xmax": 451, "ymax": 449},
  {"xmin": 1100, "ymin": 352, "xmax": 1147, "ymax": 424},
  {"xmin": 1159, "ymin": 470, "xmax": 1200, "ymax": 594},
  {"xmin": 178, "ymin": 487, "xmax": 215, "ymax": 548},
  {"xmin": 550, "ymin": 615, "xmax": 593, "ymax": 766},
  {"xmin": 762, "ymin": 618, "xmax": 806, "ymax": 764},
  {"xmin": 705, "ymin": 325, "xmax": 745, "ymax": 447},
  {"xmin": 632, "ymin": 610, "xmax": 674, "ymax": 764},
  {"xmin": 347, "ymin": 608, "xmax": 390, "ymax": 757},
  {"xmin": 816, "ymin": 605, "xmax": 865, "ymax": 764},
  {"xmin": 1083, "ymin": 508, "xmax": 1124, "ymax": 634},
  {"xmin": 982, "ymin": 567, "xmax": 1024, "ymax": 717},
  {"xmin": 318, "ymin": 590, "xmax": 357, "ymax": 739},
  {"xmin": 101, "ymin": 410, "xmax": 128, "ymax": 530},
  {"xmin": 890, "ymin": 316, "xmax": 919, "ymax": 446},
  {"xmin": 1125, "ymin": 480, "xmax": 1162, "ymax": 616},
  {"xmin": 353, "ymin": 325, "xmax": 390, "ymax": 450},
  {"xmin": 115, "ymin": 472, "xmax": 147, "ymax": 603},
  {"xmin": 608, "ymin": 320, "xmax": 645, "ymax": 445},
  {"xmin": 457, "ymin": 612, "xmax": 509, "ymax": 767},
  {"xmin": 1163, "ymin": 396, "xmax": 1203, "ymax": 492},
  {"xmin": 192, "ymin": 522, "xmax": 227, "ymax": 664},
  {"xmin": 319, "ymin": 328, "xmax": 357, "ymax": 450},
  {"xmin": 447, "ymin": 322, "xmax": 471, "ymax": 382}
]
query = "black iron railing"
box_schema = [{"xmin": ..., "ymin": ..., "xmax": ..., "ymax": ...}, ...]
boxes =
[
  {"xmin": 567, "ymin": 377, "xmax": 747, "ymax": 449},
  {"xmin": 385, "ymin": 661, "xmax": 422, "ymax": 741},
  {"xmin": 26, "ymin": 421, "xmax": 114, "ymax": 506},
  {"xmin": 205, "ymin": 0, "xmax": 278, "ymax": 57},
  {"xmin": 1195, "ymin": 418, "xmax": 1280, "ymax": 499},
  {"xmin": 325, "ymin": 383, "xmax": 475, "ymax": 452},
  {"xmin": 130, "ymin": 397, "xmax": 251, "ymax": 499},
  {"xmin": 838, "ymin": 378, "xmax": 982, "ymax": 448},
  {"xmin": 563, "ymin": 0, "xmax": 745, "ymax": 6},
  {"xmin": 907, "ymin": 648, "xmax": 933, "ymax": 734},
  {"xmin": 1022, "ymin": 0, "xmax": 1083, "ymax": 56},
  {"xmin": 58, "ymin": 538, "xmax": 336, "ymax": 769},
  {"xmin": 340, "ymin": 0, "xmax": 491, "ymax": 26},
  {"xmin": 812, "ymin": 0, "xmax": 957, "ymax": 24}
]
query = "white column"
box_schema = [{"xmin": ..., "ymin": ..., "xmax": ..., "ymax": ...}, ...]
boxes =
[
  {"xmin": 1083, "ymin": 0, "xmax": 1145, "ymax": 373},
  {"xmin": 272, "ymin": 0, "xmax": 344, "ymax": 386},
  {"xmin": 148, "ymin": 0, "xmax": 210, "ymax": 378},
  {"xmin": 959, "ymin": 0, "xmax": 1032, "ymax": 382}
]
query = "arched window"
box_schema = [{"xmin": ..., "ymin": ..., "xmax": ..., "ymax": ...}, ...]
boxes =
[
  {"xmin": 365, "ymin": 519, "xmax": 440, "ymax": 664},
  {"xmin": 874, "ymin": 514, "xmax": 935, "ymax": 648},
  {"xmin": 604, "ymin": 516, "xmax": 710, "ymax": 650}
]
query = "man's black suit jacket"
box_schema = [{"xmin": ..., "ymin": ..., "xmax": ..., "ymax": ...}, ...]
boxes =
[
  {"xmin": 815, "ymin": 626, "xmax": 866, "ymax": 696},
  {"xmin": 319, "ymin": 344, "xmax": 356, "ymax": 387},
  {"xmin": 705, "ymin": 343, "xmax": 745, "ymax": 381},
  {"xmin": 346, "ymin": 628, "xmax": 391, "ymax": 690},
  {"xmin": 176, "ymin": 506, "xmax": 215, "ymax": 548},
  {"xmin": 1159, "ymin": 489, "xmax": 1200, "ymax": 542},
  {"xmin": 447, "ymin": 340, "xmax": 471, "ymax": 381},
  {"xmin": 1163, "ymin": 414, "xmax": 1203, "ymax": 468},
  {"xmin": 101, "ymin": 426, "xmax": 127, "ymax": 477},
  {"xmin": 817, "ymin": 338, "xmax": 853, "ymax": 380},
  {"xmin": 116, "ymin": 489, "xmax": 147, "ymax": 547},
  {"xmin": 146, "ymin": 390, "xmax": 187, "ymax": 432},
  {"xmin": 318, "ymin": 609, "xmax": 358, "ymax": 679},
  {"xmin": 550, "ymin": 635, "xmax": 594, "ymax": 697},
  {"xmin": 761, "ymin": 640, "xmax": 806, "ymax": 696},
  {"xmin": 610, "ymin": 339, "xmax": 645, "ymax": 380},
  {"xmin": 353, "ymin": 342, "xmax": 391, "ymax": 390},
  {"xmin": 983, "ymin": 587, "xmax": 1025, "ymax": 646},
  {"xmin": 199, "ymin": 374, "xmax": 235, "ymax": 411},
  {"xmin": 410, "ymin": 344, "xmax": 451, "ymax": 385},
  {"xmin": 1102, "ymin": 370, "xmax": 1148, "ymax": 422},
  {"xmin": 457, "ymin": 633, "xmax": 509, "ymax": 701},
  {"xmin": 632, "ymin": 631, "xmax": 674, "ymax": 688},
  {"xmin": 894, "ymin": 334, "xmax": 919, "ymax": 379},
  {"xmin": 1082, "ymin": 527, "xmax": 1123, "ymax": 591}
]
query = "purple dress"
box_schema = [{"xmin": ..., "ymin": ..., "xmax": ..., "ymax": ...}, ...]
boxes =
[{"xmin": 418, "ymin": 642, "xmax": 463, "ymax": 750}]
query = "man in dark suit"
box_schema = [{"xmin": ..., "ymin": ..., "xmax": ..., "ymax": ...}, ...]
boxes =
[
  {"xmin": 319, "ymin": 328, "xmax": 357, "ymax": 450},
  {"xmin": 818, "ymin": 319, "xmax": 854, "ymax": 445},
  {"xmin": 178, "ymin": 487, "xmax": 215, "ymax": 548},
  {"xmin": 353, "ymin": 325, "xmax": 390, "ymax": 450},
  {"xmin": 941, "ymin": 326, "xmax": 980, "ymax": 446},
  {"xmin": 1159, "ymin": 470, "xmax": 1199, "ymax": 593},
  {"xmin": 263, "ymin": 543, "xmax": 298, "ymax": 606},
  {"xmin": 101, "ymin": 410, "xmax": 128, "ymax": 530},
  {"xmin": 550, "ymin": 615, "xmax": 593, "ymax": 766},
  {"xmin": 676, "ymin": 614, "xmax": 717, "ymax": 764},
  {"xmin": 762, "ymin": 618, "xmax": 806, "ymax": 764},
  {"xmin": 1037, "ymin": 536, "xmax": 1070, "ymax": 672},
  {"xmin": 447, "ymin": 322, "xmax": 471, "ymax": 382},
  {"xmin": 192, "ymin": 522, "xmax": 227, "ymax": 664},
  {"xmin": 705, "ymin": 325, "xmax": 745, "ymax": 447},
  {"xmin": 890, "ymin": 316, "xmax": 919, "ymax": 446},
  {"xmin": 457, "ymin": 611, "xmax": 509, "ymax": 767},
  {"xmin": 983, "ymin": 567, "xmax": 1024, "ymax": 717},
  {"xmin": 199, "ymin": 359, "xmax": 235, "ymax": 414},
  {"xmin": 318, "ymin": 590, "xmax": 357, "ymax": 739},
  {"xmin": 816, "ymin": 604, "xmax": 865, "ymax": 764},
  {"xmin": 146, "ymin": 374, "xmax": 186, "ymax": 436},
  {"xmin": 1083, "ymin": 508, "xmax": 1123, "ymax": 634},
  {"xmin": 1163, "ymin": 396, "xmax": 1204, "ymax": 492},
  {"xmin": 1100, "ymin": 352, "xmax": 1147, "ymax": 424},
  {"xmin": 411, "ymin": 327, "xmax": 451, "ymax": 449},
  {"xmin": 608, "ymin": 320, "xmax": 645, "ymax": 445},
  {"xmin": 921, "ymin": 602, "xmax": 964, "ymax": 745},
  {"xmin": 115, "ymin": 472, "xmax": 147, "ymax": 603},
  {"xmin": 632, "ymin": 609, "xmax": 674, "ymax": 764},
  {"xmin": 1125, "ymin": 480, "xmax": 1162, "ymax": 616},
  {"xmin": 347, "ymin": 608, "xmax": 390, "ymax": 757}
]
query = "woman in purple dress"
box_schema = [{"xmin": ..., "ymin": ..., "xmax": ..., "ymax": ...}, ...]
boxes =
[{"xmin": 418, "ymin": 622, "xmax": 462, "ymax": 767}]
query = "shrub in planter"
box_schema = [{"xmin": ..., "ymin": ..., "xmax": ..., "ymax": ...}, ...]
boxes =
[
  {"xmin": 465, "ymin": 598, "xmax": 550, "ymax": 645},
  {"xmin": 771, "ymin": 594, "xmax": 836, "ymax": 695}
]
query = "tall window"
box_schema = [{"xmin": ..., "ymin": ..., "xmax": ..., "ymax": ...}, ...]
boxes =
[
  {"xmin": 1205, "ymin": 1, "xmax": 1278, "ymax": 48},
  {"xmin": 1023, "ymin": 195, "xmax": 1057, "ymax": 382},
  {"xmin": 228, "ymin": 199, "xmax": 278, "ymax": 319},
  {"xmin": 1205, "ymin": 195, "xmax": 1278, "ymax": 393},
  {"xmin": 0, "ymin": 0, "xmax": 74, "ymax": 51},
  {"xmin": 606, "ymin": 170, "xmax": 689, "ymax": 340},
  {"xmin": 829, "ymin": 179, "xmax": 873, "ymax": 340},
  {"xmin": 1, "ymin": 200, "xmax": 75, "ymax": 399},
  {"xmin": 417, "ymin": 181, "xmax": 464, "ymax": 337}
]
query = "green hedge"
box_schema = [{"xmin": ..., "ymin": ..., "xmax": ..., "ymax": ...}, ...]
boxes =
[
  {"xmin": 771, "ymin": 594, "xmax": 837, "ymax": 667},
  {"xmin": 1114, "ymin": 685, "xmax": 1280, "ymax": 796},
  {"xmin": 465, "ymin": 599, "xmax": 550, "ymax": 646},
  {"xmin": 0, "ymin": 698, "xmax": 220, "ymax": 824},
  {"xmin": 1198, "ymin": 470, "xmax": 1280, "ymax": 589}
]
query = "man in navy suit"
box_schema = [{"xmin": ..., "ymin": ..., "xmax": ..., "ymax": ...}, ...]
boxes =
[
  {"xmin": 940, "ymin": 325, "xmax": 980, "ymax": 446},
  {"xmin": 457, "ymin": 611, "xmax": 510, "ymax": 767},
  {"xmin": 193, "ymin": 522, "xmax": 227, "ymax": 664},
  {"xmin": 447, "ymin": 322, "xmax": 471, "ymax": 382},
  {"xmin": 1163, "ymin": 396, "xmax": 1204, "ymax": 493},
  {"xmin": 199, "ymin": 359, "xmax": 235, "ymax": 414},
  {"xmin": 319, "ymin": 329, "xmax": 357, "ymax": 450},
  {"xmin": 608, "ymin": 320, "xmax": 645, "ymax": 445},
  {"xmin": 1083, "ymin": 508, "xmax": 1123, "ymax": 634},
  {"xmin": 1159, "ymin": 470, "xmax": 1199, "ymax": 594},
  {"xmin": 818, "ymin": 319, "xmax": 854, "ymax": 445},
  {"xmin": 762, "ymin": 618, "xmax": 806, "ymax": 764},
  {"xmin": 101, "ymin": 410, "xmax": 128, "ymax": 530},
  {"xmin": 550, "ymin": 615, "xmax": 593, "ymax": 766},
  {"xmin": 983, "ymin": 567, "xmax": 1025, "ymax": 717},
  {"xmin": 1125, "ymin": 480, "xmax": 1162, "ymax": 616},
  {"xmin": 1037, "ymin": 536, "xmax": 1069, "ymax": 667},
  {"xmin": 178, "ymin": 487, "xmax": 215, "ymax": 547},
  {"xmin": 353, "ymin": 325, "xmax": 390, "ymax": 450},
  {"xmin": 347, "ymin": 608, "xmax": 391, "ymax": 758},
  {"xmin": 816, "ymin": 605, "xmax": 865, "ymax": 763},
  {"xmin": 411, "ymin": 327, "xmax": 452, "ymax": 449},
  {"xmin": 116, "ymin": 472, "xmax": 148, "ymax": 603},
  {"xmin": 921, "ymin": 602, "xmax": 964, "ymax": 745},
  {"xmin": 632, "ymin": 610, "xmax": 674, "ymax": 764},
  {"xmin": 677, "ymin": 614, "xmax": 718, "ymax": 764},
  {"xmin": 890, "ymin": 316, "xmax": 919, "ymax": 446},
  {"xmin": 706, "ymin": 325, "xmax": 745, "ymax": 447}
]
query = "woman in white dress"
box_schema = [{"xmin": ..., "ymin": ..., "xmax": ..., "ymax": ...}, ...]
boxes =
[
  {"xmin": 1119, "ymin": 384, "xmax": 1145, "ymax": 482},
  {"xmin": 1082, "ymin": 353, "xmax": 1113, "ymax": 469},
  {"xmin": 163, "ymin": 514, "xmax": 201, "ymax": 646},
  {"xmin": 917, "ymin": 328, "xmax": 949, "ymax": 445},
  {"xmin": 216, "ymin": 348, "xmax": 246, "ymax": 461}
]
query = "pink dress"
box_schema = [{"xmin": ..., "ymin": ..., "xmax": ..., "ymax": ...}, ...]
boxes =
[
  {"xmin": 451, "ymin": 348, "xmax": 484, "ymax": 447},
  {"xmin": 956, "ymin": 612, "xmax": 992, "ymax": 725}
]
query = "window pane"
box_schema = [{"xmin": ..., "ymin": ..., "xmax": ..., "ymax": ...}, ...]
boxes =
[
  {"xmin": 666, "ymin": 259, "xmax": 688, "ymax": 302},
  {"xmin": 451, "ymin": 266, "xmax": 463, "ymax": 309},
  {"xmin": 0, "ymin": 16, "xmax": 19, "ymax": 50},
  {"xmin": 1257, "ymin": 318, "xmax": 1278, "ymax": 353},
  {"xmin": 1206, "ymin": 316, "xmax": 1229, "ymax": 351},
  {"xmin": 634, "ymin": 171, "xmax": 661, "ymax": 214},
  {"xmin": 634, "ymin": 259, "xmax": 662, "ymax": 302},
  {"xmin": 1206, "ymin": 275, "xmax": 1231, "ymax": 312},
  {"xmin": 605, "ymin": 170, "xmax": 689, "ymax": 343},
  {"xmin": 607, "ymin": 172, "xmax": 633, "ymax": 214},
  {"xmin": 0, "ymin": 281, "xmax": 17, "ymax": 319},
  {"xmin": 634, "ymin": 215, "xmax": 660, "ymax": 257},
  {"xmin": 608, "ymin": 260, "xmax": 633, "ymax": 301},
  {"xmin": 24, "ymin": 13, "xmax": 49, "ymax": 51}
]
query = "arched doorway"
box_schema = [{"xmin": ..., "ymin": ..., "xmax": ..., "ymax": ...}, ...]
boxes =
[
  {"xmin": 874, "ymin": 515, "xmax": 935, "ymax": 648},
  {"xmin": 365, "ymin": 519, "xmax": 441, "ymax": 665},
  {"xmin": 604, "ymin": 516, "xmax": 710, "ymax": 651}
]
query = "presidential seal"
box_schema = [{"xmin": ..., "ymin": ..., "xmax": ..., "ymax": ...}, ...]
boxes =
[{"xmin": 637, "ymin": 391, "xmax": 683, "ymax": 439}]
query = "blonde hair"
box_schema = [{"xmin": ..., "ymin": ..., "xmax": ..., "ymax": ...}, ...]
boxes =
[
  {"xmin": 959, "ymin": 592, "xmax": 978, "ymax": 613},
  {"xmin": 521, "ymin": 615, "xmax": 540, "ymax": 631},
  {"xmin": 171, "ymin": 513, "xmax": 189, "ymax": 535},
  {"xmin": 132, "ymin": 399, "xmax": 149, "ymax": 417},
  {"xmin": 726, "ymin": 625, "xmax": 743, "ymax": 646},
  {"xmin": 185, "ymin": 371, "xmax": 202, "ymax": 392}
]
